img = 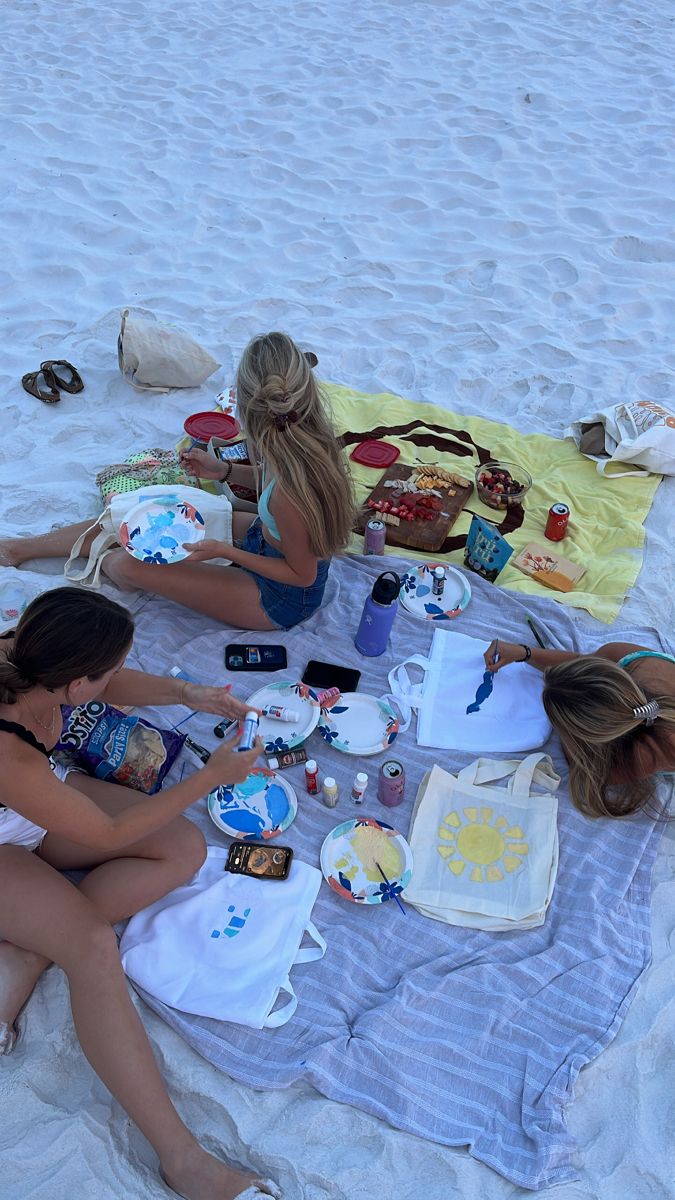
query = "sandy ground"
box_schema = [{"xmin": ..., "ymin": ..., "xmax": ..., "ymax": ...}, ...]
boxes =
[{"xmin": 0, "ymin": 1, "xmax": 674, "ymax": 1197}]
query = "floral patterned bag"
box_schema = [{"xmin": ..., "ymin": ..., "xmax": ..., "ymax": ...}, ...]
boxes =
[{"xmin": 96, "ymin": 448, "xmax": 198, "ymax": 504}]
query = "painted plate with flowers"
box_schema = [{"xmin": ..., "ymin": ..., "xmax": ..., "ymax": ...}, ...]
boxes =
[
  {"xmin": 399, "ymin": 562, "xmax": 471, "ymax": 621},
  {"xmin": 207, "ymin": 767, "xmax": 297, "ymax": 841},
  {"xmin": 245, "ymin": 680, "xmax": 321, "ymax": 755},
  {"xmin": 119, "ymin": 495, "xmax": 205, "ymax": 565},
  {"xmin": 317, "ymin": 692, "xmax": 400, "ymax": 755},
  {"xmin": 320, "ymin": 817, "xmax": 413, "ymax": 905}
]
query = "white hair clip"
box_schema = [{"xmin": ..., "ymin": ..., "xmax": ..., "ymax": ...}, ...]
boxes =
[{"xmin": 632, "ymin": 700, "xmax": 660, "ymax": 726}]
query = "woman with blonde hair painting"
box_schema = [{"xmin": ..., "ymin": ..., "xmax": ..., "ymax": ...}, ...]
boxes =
[
  {"xmin": 0, "ymin": 333, "xmax": 354, "ymax": 631},
  {"xmin": 484, "ymin": 639, "xmax": 675, "ymax": 818}
]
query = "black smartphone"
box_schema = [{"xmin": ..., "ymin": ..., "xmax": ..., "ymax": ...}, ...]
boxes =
[
  {"xmin": 225, "ymin": 841, "xmax": 293, "ymax": 880},
  {"xmin": 225, "ymin": 644, "xmax": 288, "ymax": 672},
  {"xmin": 302, "ymin": 659, "xmax": 361, "ymax": 693}
]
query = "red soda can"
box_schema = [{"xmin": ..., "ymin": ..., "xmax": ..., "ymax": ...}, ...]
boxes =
[
  {"xmin": 364, "ymin": 517, "xmax": 386, "ymax": 556},
  {"xmin": 545, "ymin": 502, "xmax": 570, "ymax": 542},
  {"xmin": 378, "ymin": 759, "xmax": 405, "ymax": 807}
]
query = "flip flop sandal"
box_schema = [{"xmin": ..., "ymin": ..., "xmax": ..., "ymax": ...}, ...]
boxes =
[
  {"xmin": 40, "ymin": 359, "xmax": 84, "ymax": 394},
  {"xmin": 21, "ymin": 368, "xmax": 61, "ymax": 404}
]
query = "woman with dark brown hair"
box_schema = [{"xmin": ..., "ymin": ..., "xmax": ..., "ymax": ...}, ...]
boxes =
[
  {"xmin": 0, "ymin": 588, "xmax": 277, "ymax": 1200},
  {"xmin": 484, "ymin": 639, "xmax": 675, "ymax": 818}
]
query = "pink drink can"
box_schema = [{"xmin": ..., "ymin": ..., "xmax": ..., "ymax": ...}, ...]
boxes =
[
  {"xmin": 378, "ymin": 759, "xmax": 405, "ymax": 807},
  {"xmin": 364, "ymin": 518, "xmax": 386, "ymax": 556}
]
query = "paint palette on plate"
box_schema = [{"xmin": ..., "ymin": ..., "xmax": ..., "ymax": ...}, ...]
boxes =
[
  {"xmin": 207, "ymin": 769, "xmax": 297, "ymax": 840},
  {"xmin": 119, "ymin": 495, "xmax": 205, "ymax": 564}
]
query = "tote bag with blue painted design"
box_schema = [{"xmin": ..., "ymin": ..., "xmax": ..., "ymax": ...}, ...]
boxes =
[{"xmin": 120, "ymin": 847, "xmax": 325, "ymax": 1029}]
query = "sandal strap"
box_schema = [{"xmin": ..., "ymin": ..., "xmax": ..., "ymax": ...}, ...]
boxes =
[
  {"xmin": 21, "ymin": 369, "xmax": 60, "ymax": 404},
  {"xmin": 39, "ymin": 359, "xmax": 84, "ymax": 394}
]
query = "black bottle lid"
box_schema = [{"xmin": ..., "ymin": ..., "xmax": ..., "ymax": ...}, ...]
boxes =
[{"xmin": 372, "ymin": 571, "xmax": 401, "ymax": 606}]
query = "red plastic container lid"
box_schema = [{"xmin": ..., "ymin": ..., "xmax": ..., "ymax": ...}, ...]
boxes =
[
  {"xmin": 183, "ymin": 412, "xmax": 240, "ymax": 442},
  {"xmin": 350, "ymin": 440, "xmax": 400, "ymax": 468}
]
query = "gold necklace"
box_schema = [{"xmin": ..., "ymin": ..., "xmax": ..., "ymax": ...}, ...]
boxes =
[{"xmin": 21, "ymin": 693, "xmax": 57, "ymax": 735}]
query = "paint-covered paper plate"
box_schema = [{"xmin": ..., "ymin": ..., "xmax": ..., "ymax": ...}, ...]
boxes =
[
  {"xmin": 207, "ymin": 768, "xmax": 297, "ymax": 840},
  {"xmin": 119, "ymin": 495, "xmax": 205, "ymax": 565},
  {"xmin": 399, "ymin": 562, "xmax": 471, "ymax": 621},
  {"xmin": 318, "ymin": 692, "xmax": 400, "ymax": 755},
  {"xmin": 246, "ymin": 680, "xmax": 321, "ymax": 755},
  {"xmin": 320, "ymin": 817, "xmax": 413, "ymax": 905}
]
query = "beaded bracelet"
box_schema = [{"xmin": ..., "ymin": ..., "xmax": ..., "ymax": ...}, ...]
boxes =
[
  {"xmin": 220, "ymin": 461, "xmax": 233, "ymax": 483},
  {"xmin": 519, "ymin": 645, "xmax": 532, "ymax": 662}
]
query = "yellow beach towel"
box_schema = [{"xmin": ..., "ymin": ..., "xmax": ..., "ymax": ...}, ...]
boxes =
[{"xmin": 326, "ymin": 383, "xmax": 661, "ymax": 625}]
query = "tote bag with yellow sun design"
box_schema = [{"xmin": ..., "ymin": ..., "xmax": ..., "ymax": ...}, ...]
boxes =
[{"xmin": 404, "ymin": 754, "xmax": 560, "ymax": 931}]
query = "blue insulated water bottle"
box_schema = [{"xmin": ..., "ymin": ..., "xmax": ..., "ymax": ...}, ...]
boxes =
[{"xmin": 354, "ymin": 571, "xmax": 401, "ymax": 657}]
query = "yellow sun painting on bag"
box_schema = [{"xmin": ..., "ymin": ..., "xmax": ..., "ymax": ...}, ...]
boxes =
[{"xmin": 437, "ymin": 806, "xmax": 529, "ymax": 883}]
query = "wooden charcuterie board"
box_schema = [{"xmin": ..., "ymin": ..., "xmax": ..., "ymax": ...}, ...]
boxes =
[{"xmin": 353, "ymin": 465, "xmax": 474, "ymax": 553}]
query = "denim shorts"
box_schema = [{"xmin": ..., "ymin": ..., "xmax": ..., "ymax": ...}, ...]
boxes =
[{"xmin": 240, "ymin": 518, "xmax": 329, "ymax": 630}]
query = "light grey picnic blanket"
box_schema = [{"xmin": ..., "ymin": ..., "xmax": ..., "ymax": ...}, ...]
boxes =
[{"xmin": 125, "ymin": 553, "xmax": 672, "ymax": 1190}]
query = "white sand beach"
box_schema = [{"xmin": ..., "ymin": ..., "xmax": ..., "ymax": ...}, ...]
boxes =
[{"xmin": 1, "ymin": 1, "xmax": 674, "ymax": 1198}]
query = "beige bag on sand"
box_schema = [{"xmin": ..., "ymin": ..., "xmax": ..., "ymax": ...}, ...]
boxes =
[
  {"xmin": 64, "ymin": 484, "xmax": 233, "ymax": 588},
  {"xmin": 118, "ymin": 309, "xmax": 220, "ymax": 392},
  {"xmin": 404, "ymin": 754, "xmax": 560, "ymax": 931}
]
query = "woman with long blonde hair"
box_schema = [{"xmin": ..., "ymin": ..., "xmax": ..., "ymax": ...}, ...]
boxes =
[
  {"xmin": 0, "ymin": 333, "xmax": 354, "ymax": 630},
  {"xmin": 483, "ymin": 639, "xmax": 675, "ymax": 818}
]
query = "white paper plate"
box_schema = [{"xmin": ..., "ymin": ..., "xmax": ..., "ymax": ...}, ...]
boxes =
[
  {"xmin": 207, "ymin": 768, "xmax": 297, "ymax": 840},
  {"xmin": 119, "ymin": 495, "xmax": 205, "ymax": 564},
  {"xmin": 320, "ymin": 817, "xmax": 413, "ymax": 904},
  {"xmin": 317, "ymin": 692, "xmax": 400, "ymax": 755},
  {"xmin": 246, "ymin": 679, "xmax": 320, "ymax": 755},
  {"xmin": 399, "ymin": 562, "xmax": 471, "ymax": 621}
]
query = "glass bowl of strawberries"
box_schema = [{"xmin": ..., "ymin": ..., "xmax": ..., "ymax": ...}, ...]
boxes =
[{"xmin": 475, "ymin": 461, "xmax": 532, "ymax": 510}]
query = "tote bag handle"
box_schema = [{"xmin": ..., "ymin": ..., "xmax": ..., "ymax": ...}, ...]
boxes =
[
  {"xmin": 388, "ymin": 654, "xmax": 432, "ymax": 710},
  {"xmin": 457, "ymin": 753, "xmax": 560, "ymax": 797},
  {"xmin": 262, "ymin": 921, "xmax": 327, "ymax": 1029},
  {"xmin": 64, "ymin": 515, "xmax": 118, "ymax": 589}
]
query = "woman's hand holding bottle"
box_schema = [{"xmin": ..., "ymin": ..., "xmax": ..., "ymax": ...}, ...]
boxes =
[{"xmin": 205, "ymin": 734, "xmax": 264, "ymax": 788}]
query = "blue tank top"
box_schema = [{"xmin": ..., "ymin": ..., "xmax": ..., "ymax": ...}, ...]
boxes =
[
  {"xmin": 618, "ymin": 650, "xmax": 675, "ymax": 670},
  {"xmin": 258, "ymin": 465, "xmax": 281, "ymax": 541}
]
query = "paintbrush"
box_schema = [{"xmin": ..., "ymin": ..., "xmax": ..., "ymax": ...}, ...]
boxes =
[
  {"xmin": 526, "ymin": 616, "xmax": 548, "ymax": 649},
  {"xmin": 375, "ymin": 861, "xmax": 406, "ymax": 915}
]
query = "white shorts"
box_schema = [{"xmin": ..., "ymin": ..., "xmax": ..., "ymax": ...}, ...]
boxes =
[{"xmin": 0, "ymin": 761, "xmax": 71, "ymax": 852}]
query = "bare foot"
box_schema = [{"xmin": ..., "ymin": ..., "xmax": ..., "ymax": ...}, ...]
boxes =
[
  {"xmin": 161, "ymin": 1144, "xmax": 275, "ymax": 1200},
  {"xmin": 0, "ymin": 940, "xmax": 50, "ymax": 1035},
  {"xmin": 0, "ymin": 539, "xmax": 23, "ymax": 568}
]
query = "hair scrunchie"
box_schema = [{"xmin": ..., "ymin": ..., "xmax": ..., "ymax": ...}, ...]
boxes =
[{"xmin": 273, "ymin": 410, "xmax": 299, "ymax": 431}]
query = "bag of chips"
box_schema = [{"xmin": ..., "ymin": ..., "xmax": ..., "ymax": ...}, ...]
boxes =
[{"xmin": 54, "ymin": 702, "xmax": 185, "ymax": 794}]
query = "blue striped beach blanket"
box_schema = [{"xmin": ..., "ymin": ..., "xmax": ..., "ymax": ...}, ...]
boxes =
[{"xmin": 130, "ymin": 554, "xmax": 671, "ymax": 1189}]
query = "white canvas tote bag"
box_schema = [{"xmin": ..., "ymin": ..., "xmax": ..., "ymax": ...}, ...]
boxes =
[
  {"xmin": 118, "ymin": 308, "xmax": 220, "ymax": 392},
  {"xmin": 404, "ymin": 755, "xmax": 560, "ymax": 931},
  {"xmin": 120, "ymin": 847, "xmax": 326, "ymax": 1029},
  {"xmin": 566, "ymin": 398, "xmax": 675, "ymax": 476},
  {"xmin": 64, "ymin": 483, "xmax": 233, "ymax": 588},
  {"xmin": 388, "ymin": 629, "xmax": 551, "ymax": 754}
]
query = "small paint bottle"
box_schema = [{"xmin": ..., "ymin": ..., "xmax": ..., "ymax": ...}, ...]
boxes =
[
  {"xmin": 305, "ymin": 759, "xmax": 320, "ymax": 795},
  {"xmin": 351, "ymin": 771, "xmax": 368, "ymax": 804},
  {"xmin": 262, "ymin": 704, "xmax": 301, "ymax": 723},
  {"xmin": 267, "ymin": 748, "xmax": 308, "ymax": 771},
  {"xmin": 432, "ymin": 566, "xmax": 446, "ymax": 598},
  {"xmin": 237, "ymin": 711, "xmax": 259, "ymax": 752},
  {"xmin": 322, "ymin": 776, "xmax": 339, "ymax": 807}
]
